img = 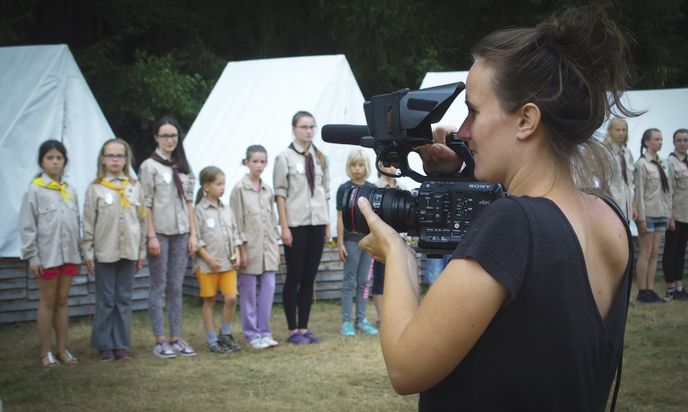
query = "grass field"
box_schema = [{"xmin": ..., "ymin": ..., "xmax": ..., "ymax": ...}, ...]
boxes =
[{"xmin": 1, "ymin": 284, "xmax": 687, "ymax": 411}]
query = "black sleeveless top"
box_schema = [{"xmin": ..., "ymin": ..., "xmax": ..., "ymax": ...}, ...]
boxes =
[{"xmin": 419, "ymin": 196, "xmax": 631, "ymax": 412}]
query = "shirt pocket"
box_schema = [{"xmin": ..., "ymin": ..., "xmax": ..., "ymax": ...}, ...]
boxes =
[
  {"xmin": 675, "ymin": 168, "xmax": 688, "ymax": 190},
  {"xmin": 153, "ymin": 172, "xmax": 173, "ymax": 200},
  {"xmin": 645, "ymin": 168, "xmax": 660, "ymax": 192},
  {"xmin": 37, "ymin": 204, "xmax": 58, "ymax": 231}
]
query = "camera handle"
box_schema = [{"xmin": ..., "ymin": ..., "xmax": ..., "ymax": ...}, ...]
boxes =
[{"xmin": 385, "ymin": 135, "xmax": 476, "ymax": 183}]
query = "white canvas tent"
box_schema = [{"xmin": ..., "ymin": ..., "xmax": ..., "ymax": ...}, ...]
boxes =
[
  {"xmin": 421, "ymin": 71, "xmax": 688, "ymax": 162},
  {"xmin": 422, "ymin": 70, "xmax": 688, "ymax": 236},
  {"xmin": 185, "ymin": 55, "xmax": 376, "ymax": 227},
  {"xmin": 0, "ymin": 44, "xmax": 113, "ymax": 257}
]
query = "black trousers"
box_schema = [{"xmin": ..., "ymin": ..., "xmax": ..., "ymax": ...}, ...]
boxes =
[
  {"xmin": 663, "ymin": 220, "xmax": 688, "ymax": 283},
  {"xmin": 282, "ymin": 225, "xmax": 326, "ymax": 330}
]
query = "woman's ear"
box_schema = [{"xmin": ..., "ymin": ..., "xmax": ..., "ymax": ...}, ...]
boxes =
[{"xmin": 516, "ymin": 103, "xmax": 541, "ymax": 141}]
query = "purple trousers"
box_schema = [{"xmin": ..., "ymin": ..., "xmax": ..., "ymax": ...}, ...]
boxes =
[{"xmin": 238, "ymin": 271, "xmax": 276, "ymax": 342}]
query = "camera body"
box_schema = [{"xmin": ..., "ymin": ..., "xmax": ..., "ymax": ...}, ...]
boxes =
[{"xmin": 323, "ymin": 82, "xmax": 504, "ymax": 254}]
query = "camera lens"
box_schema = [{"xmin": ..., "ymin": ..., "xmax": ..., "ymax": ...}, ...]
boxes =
[{"xmin": 342, "ymin": 185, "xmax": 417, "ymax": 235}]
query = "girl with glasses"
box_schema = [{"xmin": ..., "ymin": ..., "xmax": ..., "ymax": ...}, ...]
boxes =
[
  {"xmin": 81, "ymin": 138, "xmax": 146, "ymax": 361},
  {"xmin": 140, "ymin": 117, "xmax": 198, "ymax": 358}
]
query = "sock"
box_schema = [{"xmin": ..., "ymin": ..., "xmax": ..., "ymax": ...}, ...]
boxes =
[
  {"xmin": 676, "ymin": 282, "xmax": 683, "ymax": 292},
  {"xmin": 221, "ymin": 323, "xmax": 232, "ymax": 335},
  {"xmin": 207, "ymin": 330, "xmax": 218, "ymax": 344}
]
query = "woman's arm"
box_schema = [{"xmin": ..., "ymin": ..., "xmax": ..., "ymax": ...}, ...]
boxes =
[
  {"xmin": 275, "ymin": 196, "xmax": 292, "ymax": 247},
  {"xmin": 187, "ymin": 201, "xmax": 197, "ymax": 255},
  {"xmin": 358, "ymin": 197, "xmax": 507, "ymax": 394},
  {"xmin": 80, "ymin": 185, "xmax": 96, "ymax": 275},
  {"xmin": 336, "ymin": 210, "xmax": 347, "ymax": 261}
]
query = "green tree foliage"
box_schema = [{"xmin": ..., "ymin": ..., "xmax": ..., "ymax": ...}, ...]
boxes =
[{"xmin": 0, "ymin": 0, "xmax": 686, "ymax": 164}]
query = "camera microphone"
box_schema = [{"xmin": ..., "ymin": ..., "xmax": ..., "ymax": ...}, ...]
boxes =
[{"xmin": 322, "ymin": 125, "xmax": 373, "ymax": 147}]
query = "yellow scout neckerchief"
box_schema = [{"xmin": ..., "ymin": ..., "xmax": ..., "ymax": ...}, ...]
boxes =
[
  {"xmin": 31, "ymin": 177, "xmax": 73, "ymax": 204},
  {"xmin": 99, "ymin": 178, "xmax": 130, "ymax": 208}
]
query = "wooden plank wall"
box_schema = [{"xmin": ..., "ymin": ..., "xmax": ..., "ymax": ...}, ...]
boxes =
[
  {"xmin": 2, "ymin": 237, "xmax": 686, "ymax": 323},
  {"xmin": 0, "ymin": 259, "xmax": 151, "ymax": 324}
]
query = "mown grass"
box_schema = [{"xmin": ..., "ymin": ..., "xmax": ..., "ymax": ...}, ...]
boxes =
[{"xmin": 1, "ymin": 283, "xmax": 686, "ymax": 411}]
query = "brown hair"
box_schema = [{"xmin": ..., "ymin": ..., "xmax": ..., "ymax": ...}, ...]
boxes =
[
  {"xmin": 195, "ymin": 166, "xmax": 224, "ymax": 205},
  {"xmin": 153, "ymin": 117, "xmax": 192, "ymax": 174},
  {"xmin": 292, "ymin": 110, "xmax": 328, "ymax": 174},
  {"xmin": 94, "ymin": 138, "xmax": 136, "ymax": 183},
  {"xmin": 472, "ymin": 4, "xmax": 639, "ymax": 191}
]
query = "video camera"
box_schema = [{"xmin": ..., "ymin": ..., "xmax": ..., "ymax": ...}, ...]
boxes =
[{"xmin": 322, "ymin": 82, "xmax": 504, "ymax": 255}]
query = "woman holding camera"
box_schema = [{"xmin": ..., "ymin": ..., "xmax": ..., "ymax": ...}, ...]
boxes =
[{"xmin": 357, "ymin": 5, "xmax": 634, "ymax": 411}]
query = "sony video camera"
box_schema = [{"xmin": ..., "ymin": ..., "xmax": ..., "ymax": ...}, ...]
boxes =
[{"xmin": 322, "ymin": 82, "xmax": 504, "ymax": 254}]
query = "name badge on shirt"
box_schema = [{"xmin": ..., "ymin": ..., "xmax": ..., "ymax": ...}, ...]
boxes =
[
  {"xmin": 206, "ymin": 218, "xmax": 216, "ymax": 228},
  {"xmin": 296, "ymin": 162, "xmax": 305, "ymax": 174},
  {"xmin": 162, "ymin": 172, "xmax": 172, "ymax": 184},
  {"xmin": 104, "ymin": 193, "xmax": 114, "ymax": 205}
]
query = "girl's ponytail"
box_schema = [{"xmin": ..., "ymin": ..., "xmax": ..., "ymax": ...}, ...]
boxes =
[{"xmin": 195, "ymin": 187, "xmax": 205, "ymax": 205}]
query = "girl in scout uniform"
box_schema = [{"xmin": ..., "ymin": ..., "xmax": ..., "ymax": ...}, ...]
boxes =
[
  {"xmin": 194, "ymin": 166, "xmax": 243, "ymax": 353},
  {"xmin": 635, "ymin": 128, "xmax": 673, "ymax": 303},
  {"xmin": 20, "ymin": 140, "xmax": 81, "ymax": 367},
  {"xmin": 663, "ymin": 128, "xmax": 688, "ymax": 300},
  {"xmin": 140, "ymin": 117, "xmax": 197, "ymax": 358},
  {"xmin": 230, "ymin": 145, "xmax": 280, "ymax": 349},
  {"xmin": 81, "ymin": 138, "xmax": 146, "ymax": 361},
  {"xmin": 273, "ymin": 111, "xmax": 330, "ymax": 345},
  {"xmin": 603, "ymin": 117, "xmax": 636, "ymax": 222}
]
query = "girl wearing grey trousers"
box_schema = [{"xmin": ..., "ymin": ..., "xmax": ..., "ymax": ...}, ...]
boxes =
[
  {"xmin": 82, "ymin": 139, "xmax": 147, "ymax": 361},
  {"xmin": 140, "ymin": 117, "xmax": 198, "ymax": 358}
]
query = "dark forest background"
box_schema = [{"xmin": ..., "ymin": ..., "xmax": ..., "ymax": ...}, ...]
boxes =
[{"xmin": 1, "ymin": 0, "xmax": 687, "ymax": 163}]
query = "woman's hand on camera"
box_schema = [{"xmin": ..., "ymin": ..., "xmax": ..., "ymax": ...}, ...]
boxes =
[
  {"xmin": 357, "ymin": 197, "xmax": 410, "ymax": 263},
  {"xmin": 417, "ymin": 126, "xmax": 463, "ymax": 175}
]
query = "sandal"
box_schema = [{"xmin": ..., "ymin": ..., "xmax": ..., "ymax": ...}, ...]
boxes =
[
  {"xmin": 40, "ymin": 352, "xmax": 58, "ymax": 367},
  {"xmin": 57, "ymin": 350, "xmax": 78, "ymax": 364}
]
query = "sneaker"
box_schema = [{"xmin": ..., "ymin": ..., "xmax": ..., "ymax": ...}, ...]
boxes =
[
  {"xmin": 99, "ymin": 350, "xmax": 114, "ymax": 361},
  {"xmin": 113, "ymin": 349, "xmax": 130, "ymax": 361},
  {"xmin": 341, "ymin": 321, "xmax": 356, "ymax": 337},
  {"xmin": 647, "ymin": 290, "xmax": 666, "ymax": 303},
  {"xmin": 153, "ymin": 341, "xmax": 177, "ymax": 359},
  {"xmin": 637, "ymin": 290, "xmax": 665, "ymax": 304},
  {"xmin": 302, "ymin": 330, "xmax": 322, "ymax": 344},
  {"xmin": 356, "ymin": 319, "xmax": 379, "ymax": 335},
  {"xmin": 171, "ymin": 339, "xmax": 198, "ymax": 357},
  {"xmin": 207, "ymin": 341, "xmax": 231, "ymax": 354},
  {"xmin": 249, "ymin": 337, "xmax": 271, "ymax": 349},
  {"xmin": 218, "ymin": 333, "xmax": 242, "ymax": 352},
  {"xmin": 667, "ymin": 289, "xmax": 688, "ymax": 301},
  {"xmin": 261, "ymin": 336, "xmax": 279, "ymax": 347},
  {"xmin": 286, "ymin": 331, "xmax": 310, "ymax": 345}
]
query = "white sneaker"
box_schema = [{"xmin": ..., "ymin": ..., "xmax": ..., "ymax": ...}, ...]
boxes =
[
  {"xmin": 171, "ymin": 339, "xmax": 197, "ymax": 357},
  {"xmin": 153, "ymin": 341, "xmax": 177, "ymax": 359},
  {"xmin": 261, "ymin": 336, "xmax": 279, "ymax": 347},
  {"xmin": 249, "ymin": 337, "xmax": 270, "ymax": 349}
]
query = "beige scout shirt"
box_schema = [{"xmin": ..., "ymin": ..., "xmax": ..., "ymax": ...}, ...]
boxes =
[
  {"xmin": 667, "ymin": 152, "xmax": 688, "ymax": 223},
  {"xmin": 194, "ymin": 197, "xmax": 243, "ymax": 273},
  {"xmin": 81, "ymin": 175, "xmax": 147, "ymax": 263},
  {"xmin": 230, "ymin": 175, "xmax": 280, "ymax": 275},
  {"xmin": 634, "ymin": 155, "xmax": 673, "ymax": 221},
  {"xmin": 605, "ymin": 141, "xmax": 635, "ymax": 220},
  {"xmin": 19, "ymin": 173, "xmax": 81, "ymax": 268},
  {"xmin": 139, "ymin": 149, "xmax": 195, "ymax": 235},
  {"xmin": 273, "ymin": 141, "xmax": 330, "ymax": 227}
]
